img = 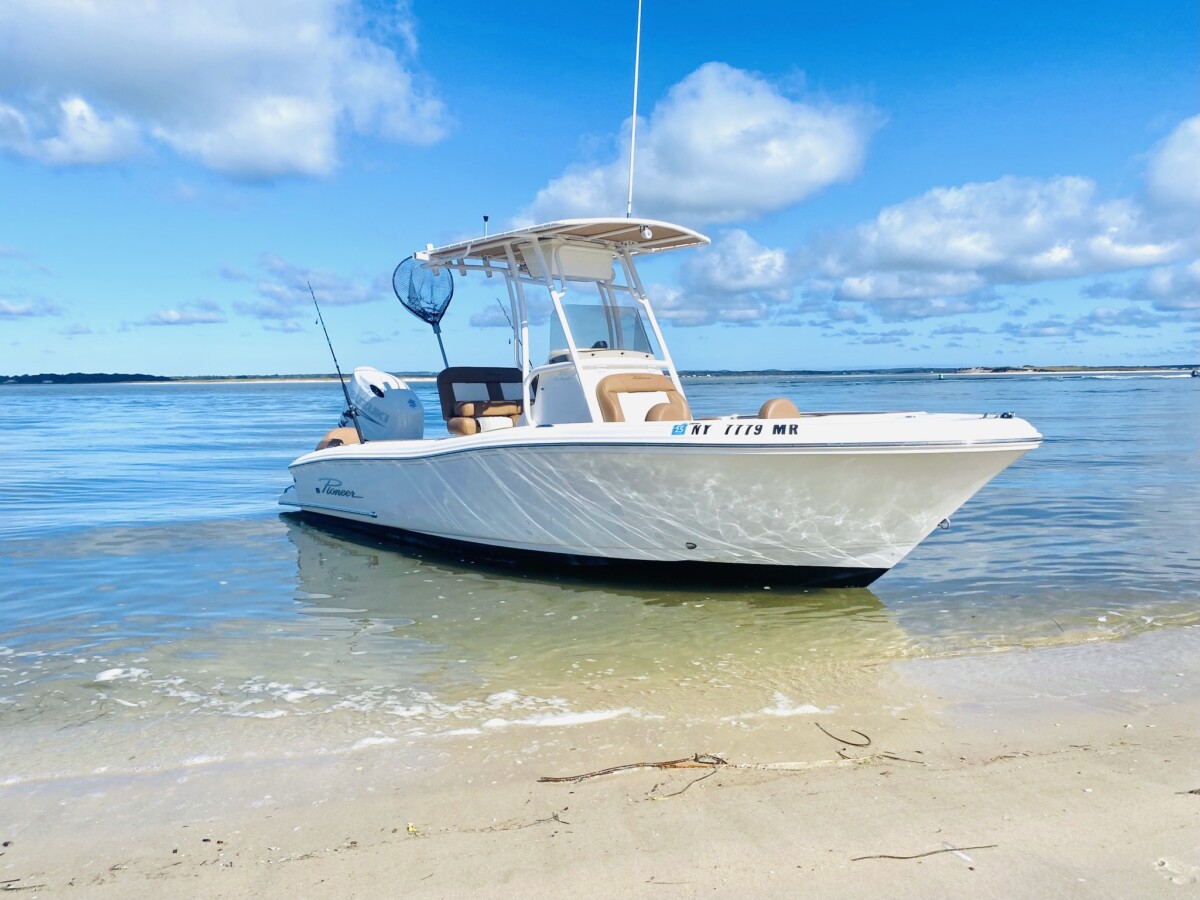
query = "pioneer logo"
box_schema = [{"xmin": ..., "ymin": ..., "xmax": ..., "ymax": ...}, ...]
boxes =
[{"xmin": 315, "ymin": 478, "xmax": 363, "ymax": 498}]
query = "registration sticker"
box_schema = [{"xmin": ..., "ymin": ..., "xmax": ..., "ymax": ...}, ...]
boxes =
[{"xmin": 671, "ymin": 424, "xmax": 687, "ymax": 435}]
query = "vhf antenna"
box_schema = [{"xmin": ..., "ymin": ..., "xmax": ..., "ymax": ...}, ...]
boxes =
[
  {"xmin": 309, "ymin": 281, "xmax": 363, "ymax": 443},
  {"xmin": 625, "ymin": 0, "xmax": 643, "ymax": 218}
]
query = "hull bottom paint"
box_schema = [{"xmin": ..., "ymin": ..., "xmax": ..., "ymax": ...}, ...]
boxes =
[{"xmin": 287, "ymin": 511, "xmax": 888, "ymax": 589}]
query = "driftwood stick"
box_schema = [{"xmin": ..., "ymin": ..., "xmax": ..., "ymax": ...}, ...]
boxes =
[{"xmin": 538, "ymin": 753, "xmax": 727, "ymax": 784}]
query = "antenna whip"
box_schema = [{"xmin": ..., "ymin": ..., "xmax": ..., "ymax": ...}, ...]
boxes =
[
  {"xmin": 625, "ymin": 0, "xmax": 643, "ymax": 218},
  {"xmin": 309, "ymin": 281, "xmax": 363, "ymax": 443}
]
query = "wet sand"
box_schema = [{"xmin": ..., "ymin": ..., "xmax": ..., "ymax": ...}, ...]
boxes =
[{"xmin": 4, "ymin": 627, "xmax": 1197, "ymax": 898}]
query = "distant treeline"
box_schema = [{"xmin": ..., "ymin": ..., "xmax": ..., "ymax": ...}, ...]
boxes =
[
  {"xmin": 2, "ymin": 372, "xmax": 174, "ymax": 384},
  {"xmin": 4, "ymin": 364, "xmax": 1195, "ymax": 386},
  {"xmin": 0, "ymin": 372, "xmax": 341, "ymax": 384}
]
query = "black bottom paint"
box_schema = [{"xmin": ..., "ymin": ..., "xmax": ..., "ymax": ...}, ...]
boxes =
[{"xmin": 286, "ymin": 511, "xmax": 887, "ymax": 590}]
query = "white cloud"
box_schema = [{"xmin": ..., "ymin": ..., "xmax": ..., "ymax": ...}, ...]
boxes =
[
  {"xmin": 0, "ymin": 96, "xmax": 143, "ymax": 165},
  {"xmin": 648, "ymin": 115, "xmax": 1199, "ymax": 330},
  {"xmin": 808, "ymin": 175, "xmax": 1186, "ymax": 302},
  {"xmin": 138, "ymin": 300, "xmax": 226, "ymax": 326},
  {"xmin": 659, "ymin": 230, "xmax": 793, "ymax": 326},
  {"xmin": 680, "ymin": 230, "xmax": 792, "ymax": 300},
  {"xmin": 523, "ymin": 63, "xmax": 880, "ymax": 225},
  {"xmin": 0, "ymin": 296, "xmax": 64, "ymax": 318},
  {"xmin": 0, "ymin": 0, "xmax": 448, "ymax": 177},
  {"xmin": 998, "ymin": 303, "xmax": 1175, "ymax": 342},
  {"xmin": 1083, "ymin": 260, "xmax": 1200, "ymax": 313},
  {"xmin": 228, "ymin": 253, "xmax": 383, "ymax": 329},
  {"xmin": 1146, "ymin": 115, "xmax": 1200, "ymax": 211}
]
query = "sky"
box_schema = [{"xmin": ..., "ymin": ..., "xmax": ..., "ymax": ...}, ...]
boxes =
[{"xmin": 1, "ymin": 0, "xmax": 1197, "ymax": 376}]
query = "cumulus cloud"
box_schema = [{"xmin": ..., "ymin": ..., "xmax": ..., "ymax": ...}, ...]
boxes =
[
  {"xmin": 1083, "ymin": 260, "xmax": 1200, "ymax": 313},
  {"xmin": 0, "ymin": 0, "xmax": 449, "ymax": 177},
  {"xmin": 0, "ymin": 96, "xmax": 142, "ymax": 166},
  {"xmin": 804, "ymin": 175, "xmax": 1186, "ymax": 305},
  {"xmin": 1146, "ymin": 115, "xmax": 1200, "ymax": 211},
  {"xmin": 137, "ymin": 299, "xmax": 226, "ymax": 326},
  {"xmin": 523, "ymin": 63, "xmax": 880, "ymax": 225},
  {"xmin": 644, "ymin": 114, "xmax": 1199, "ymax": 334},
  {"xmin": 659, "ymin": 229, "xmax": 794, "ymax": 325},
  {"xmin": 228, "ymin": 253, "xmax": 385, "ymax": 329}
]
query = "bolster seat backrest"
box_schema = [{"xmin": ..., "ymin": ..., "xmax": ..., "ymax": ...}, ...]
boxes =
[{"xmin": 595, "ymin": 373, "xmax": 691, "ymax": 423}]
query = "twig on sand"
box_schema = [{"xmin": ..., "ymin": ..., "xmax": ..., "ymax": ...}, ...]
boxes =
[
  {"xmin": 878, "ymin": 752, "xmax": 926, "ymax": 765},
  {"xmin": 852, "ymin": 844, "xmax": 998, "ymax": 862},
  {"xmin": 814, "ymin": 722, "xmax": 871, "ymax": 747},
  {"xmin": 538, "ymin": 747, "xmax": 930, "ymax": 785},
  {"xmin": 538, "ymin": 753, "xmax": 728, "ymax": 784},
  {"xmin": 650, "ymin": 768, "xmax": 719, "ymax": 799}
]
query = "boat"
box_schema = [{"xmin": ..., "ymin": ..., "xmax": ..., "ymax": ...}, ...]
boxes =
[{"xmin": 279, "ymin": 217, "xmax": 1042, "ymax": 587}]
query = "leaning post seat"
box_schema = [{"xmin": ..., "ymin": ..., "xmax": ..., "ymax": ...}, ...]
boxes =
[
  {"xmin": 436, "ymin": 366, "xmax": 524, "ymax": 436},
  {"xmin": 595, "ymin": 373, "xmax": 691, "ymax": 423}
]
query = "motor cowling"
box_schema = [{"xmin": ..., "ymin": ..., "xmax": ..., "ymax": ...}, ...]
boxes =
[{"xmin": 343, "ymin": 366, "xmax": 424, "ymax": 441}]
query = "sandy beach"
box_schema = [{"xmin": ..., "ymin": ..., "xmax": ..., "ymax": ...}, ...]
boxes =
[{"xmin": 5, "ymin": 626, "xmax": 1197, "ymax": 899}]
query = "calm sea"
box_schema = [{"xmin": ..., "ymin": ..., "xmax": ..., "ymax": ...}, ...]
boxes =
[{"xmin": 1, "ymin": 373, "xmax": 1197, "ymax": 782}]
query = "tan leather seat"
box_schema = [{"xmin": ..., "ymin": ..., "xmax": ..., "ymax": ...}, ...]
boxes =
[
  {"xmin": 448, "ymin": 400, "xmax": 521, "ymax": 436},
  {"xmin": 758, "ymin": 397, "xmax": 801, "ymax": 418},
  {"xmin": 315, "ymin": 426, "xmax": 361, "ymax": 450},
  {"xmin": 455, "ymin": 400, "xmax": 521, "ymax": 417},
  {"xmin": 595, "ymin": 373, "xmax": 691, "ymax": 423}
]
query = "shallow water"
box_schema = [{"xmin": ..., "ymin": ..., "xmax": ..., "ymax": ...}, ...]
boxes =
[{"xmin": 1, "ymin": 374, "xmax": 1197, "ymax": 778}]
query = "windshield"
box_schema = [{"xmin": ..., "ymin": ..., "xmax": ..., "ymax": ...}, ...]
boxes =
[{"xmin": 550, "ymin": 302, "xmax": 658, "ymax": 356}]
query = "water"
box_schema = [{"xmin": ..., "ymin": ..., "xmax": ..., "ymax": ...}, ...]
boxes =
[{"xmin": 1, "ymin": 374, "xmax": 1197, "ymax": 781}]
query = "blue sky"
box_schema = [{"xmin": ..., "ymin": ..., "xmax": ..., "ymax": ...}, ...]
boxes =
[{"xmin": 1, "ymin": 0, "xmax": 1196, "ymax": 375}]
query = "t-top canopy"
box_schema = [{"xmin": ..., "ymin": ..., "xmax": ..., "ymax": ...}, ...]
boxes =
[{"xmin": 417, "ymin": 218, "xmax": 710, "ymax": 266}]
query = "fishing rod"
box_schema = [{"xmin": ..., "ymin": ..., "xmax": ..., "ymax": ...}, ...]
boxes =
[{"xmin": 309, "ymin": 281, "xmax": 364, "ymax": 444}]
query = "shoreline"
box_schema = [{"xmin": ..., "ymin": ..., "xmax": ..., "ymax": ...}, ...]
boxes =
[
  {"xmin": 4, "ymin": 626, "xmax": 1197, "ymax": 897},
  {"xmin": 1, "ymin": 367, "xmax": 1195, "ymax": 386}
]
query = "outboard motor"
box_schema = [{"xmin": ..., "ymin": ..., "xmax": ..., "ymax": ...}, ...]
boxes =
[{"xmin": 344, "ymin": 366, "xmax": 424, "ymax": 440}]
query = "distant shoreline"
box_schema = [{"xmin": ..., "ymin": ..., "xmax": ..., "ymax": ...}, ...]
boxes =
[{"xmin": 2, "ymin": 364, "xmax": 1196, "ymax": 385}]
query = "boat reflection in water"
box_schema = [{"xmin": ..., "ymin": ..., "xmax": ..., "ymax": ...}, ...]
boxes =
[{"xmin": 283, "ymin": 516, "xmax": 907, "ymax": 731}]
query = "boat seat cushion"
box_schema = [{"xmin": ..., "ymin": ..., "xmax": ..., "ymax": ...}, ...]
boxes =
[
  {"xmin": 596, "ymin": 373, "xmax": 691, "ymax": 423},
  {"xmin": 454, "ymin": 400, "xmax": 521, "ymax": 418},
  {"xmin": 448, "ymin": 417, "xmax": 479, "ymax": 436},
  {"xmin": 645, "ymin": 398, "xmax": 690, "ymax": 422},
  {"xmin": 758, "ymin": 397, "xmax": 801, "ymax": 418},
  {"xmin": 315, "ymin": 426, "xmax": 361, "ymax": 450},
  {"xmin": 448, "ymin": 415, "xmax": 515, "ymax": 436}
]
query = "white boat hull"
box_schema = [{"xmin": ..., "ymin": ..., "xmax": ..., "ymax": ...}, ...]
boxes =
[{"xmin": 280, "ymin": 412, "xmax": 1040, "ymax": 585}]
